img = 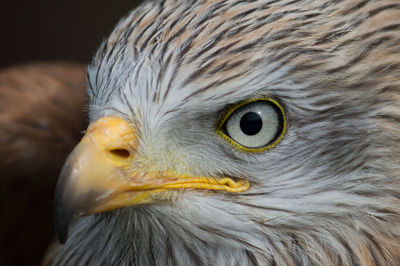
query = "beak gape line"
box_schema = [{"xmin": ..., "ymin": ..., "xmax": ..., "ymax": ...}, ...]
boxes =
[{"xmin": 54, "ymin": 116, "xmax": 250, "ymax": 243}]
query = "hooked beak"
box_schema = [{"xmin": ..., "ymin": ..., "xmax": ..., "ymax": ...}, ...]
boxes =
[{"xmin": 54, "ymin": 116, "xmax": 249, "ymax": 243}]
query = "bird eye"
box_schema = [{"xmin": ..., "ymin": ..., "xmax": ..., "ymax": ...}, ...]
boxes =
[{"xmin": 218, "ymin": 99, "xmax": 286, "ymax": 151}]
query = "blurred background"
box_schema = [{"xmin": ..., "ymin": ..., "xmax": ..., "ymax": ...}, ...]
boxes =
[
  {"xmin": 1, "ymin": 0, "xmax": 141, "ymax": 68},
  {"xmin": 0, "ymin": 1, "xmax": 142, "ymax": 265}
]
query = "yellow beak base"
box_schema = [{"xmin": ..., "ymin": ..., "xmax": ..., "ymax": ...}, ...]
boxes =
[{"xmin": 54, "ymin": 116, "xmax": 250, "ymax": 243}]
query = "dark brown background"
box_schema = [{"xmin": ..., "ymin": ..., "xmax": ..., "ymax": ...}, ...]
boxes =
[
  {"xmin": 0, "ymin": 1, "xmax": 142, "ymax": 265},
  {"xmin": 0, "ymin": 1, "xmax": 142, "ymax": 68}
]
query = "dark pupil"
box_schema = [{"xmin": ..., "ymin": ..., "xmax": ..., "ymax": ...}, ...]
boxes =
[{"xmin": 240, "ymin": 112, "xmax": 263, "ymax": 136}]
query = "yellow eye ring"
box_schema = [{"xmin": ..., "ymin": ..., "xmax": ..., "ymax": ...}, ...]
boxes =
[{"xmin": 216, "ymin": 98, "xmax": 286, "ymax": 152}]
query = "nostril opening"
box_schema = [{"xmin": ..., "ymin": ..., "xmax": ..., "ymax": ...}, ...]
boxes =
[{"xmin": 109, "ymin": 149, "xmax": 130, "ymax": 159}]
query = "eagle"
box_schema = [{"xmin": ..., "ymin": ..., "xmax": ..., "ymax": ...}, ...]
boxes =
[{"xmin": 43, "ymin": 0, "xmax": 400, "ymax": 265}]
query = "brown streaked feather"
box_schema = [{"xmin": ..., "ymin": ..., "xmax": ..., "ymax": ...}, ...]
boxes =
[{"xmin": 0, "ymin": 62, "xmax": 87, "ymax": 266}]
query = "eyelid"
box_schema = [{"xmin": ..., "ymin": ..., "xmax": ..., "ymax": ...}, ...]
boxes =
[{"xmin": 216, "ymin": 97, "xmax": 286, "ymax": 152}]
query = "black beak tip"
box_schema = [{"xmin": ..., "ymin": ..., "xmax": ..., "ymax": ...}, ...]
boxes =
[
  {"xmin": 55, "ymin": 221, "xmax": 68, "ymax": 244},
  {"xmin": 53, "ymin": 159, "xmax": 76, "ymax": 244},
  {"xmin": 53, "ymin": 180, "xmax": 95, "ymax": 244},
  {"xmin": 54, "ymin": 174, "xmax": 78, "ymax": 245},
  {"xmin": 52, "ymin": 157, "xmax": 99, "ymax": 244},
  {"xmin": 54, "ymin": 196, "xmax": 72, "ymax": 244}
]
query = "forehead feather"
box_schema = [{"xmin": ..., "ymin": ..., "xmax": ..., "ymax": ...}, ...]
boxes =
[{"xmin": 87, "ymin": 0, "xmax": 400, "ymax": 119}]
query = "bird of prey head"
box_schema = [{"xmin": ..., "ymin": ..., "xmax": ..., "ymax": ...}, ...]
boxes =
[{"xmin": 46, "ymin": 0, "xmax": 400, "ymax": 265}]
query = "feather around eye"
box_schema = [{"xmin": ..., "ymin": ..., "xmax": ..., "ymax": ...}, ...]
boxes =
[{"xmin": 217, "ymin": 98, "xmax": 286, "ymax": 152}]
